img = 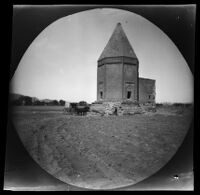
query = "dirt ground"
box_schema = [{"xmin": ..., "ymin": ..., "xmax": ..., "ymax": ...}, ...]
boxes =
[{"xmin": 11, "ymin": 105, "xmax": 193, "ymax": 189}]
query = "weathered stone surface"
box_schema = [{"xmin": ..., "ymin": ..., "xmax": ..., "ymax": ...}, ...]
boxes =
[
  {"xmin": 139, "ymin": 78, "xmax": 156, "ymax": 104},
  {"xmin": 89, "ymin": 101, "xmax": 155, "ymax": 116},
  {"xmin": 120, "ymin": 105, "xmax": 145, "ymax": 115}
]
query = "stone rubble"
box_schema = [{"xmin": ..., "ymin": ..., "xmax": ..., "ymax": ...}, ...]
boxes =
[{"xmin": 88, "ymin": 102, "xmax": 156, "ymax": 116}]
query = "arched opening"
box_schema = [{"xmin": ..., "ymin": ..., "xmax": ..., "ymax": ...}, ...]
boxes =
[
  {"xmin": 127, "ymin": 91, "xmax": 132, "ymax": 99},
  {"xmin": 100, "ymin": 91, "xmax": 103, "ymax": 99}
]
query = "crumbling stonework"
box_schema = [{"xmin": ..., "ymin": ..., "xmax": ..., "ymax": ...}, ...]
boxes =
[
  {"xmin": 139, "ymin": 78, "xmax": 156, "ymax": 104},
  {"xmin": 89, "ymin": 101, "xmax": 146, "ymax": 116}
]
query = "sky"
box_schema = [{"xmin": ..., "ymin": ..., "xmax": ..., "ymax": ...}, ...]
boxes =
[{"xmin": 10, "ymin": 8, "xmax": 194, "ymax": 103}]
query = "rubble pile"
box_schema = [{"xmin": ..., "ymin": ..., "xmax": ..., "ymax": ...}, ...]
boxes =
[
  {"xmin": 88, "ymin": 101, "xmax": 155, "ymax": 116},
  {"xmin": 140, "ymin": 103, "xmax": 157, "ymax": 113}
]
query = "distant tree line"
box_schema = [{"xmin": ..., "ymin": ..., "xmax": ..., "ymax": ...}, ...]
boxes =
[
  {"xmin": 10, "ymin": 94, "xmax": 66, "ymax": 106},
  {"xmin": 156, "ymin": 103, "xmax": 193, "ymax": 107}
]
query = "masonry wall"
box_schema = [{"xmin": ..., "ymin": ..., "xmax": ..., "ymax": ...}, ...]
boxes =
[
  {"xmin": 123, "ymin": 64, "xmax": 138, "ymax": 101},
  {"xmin": 97, "ymin": 65, "xmax": 105, "ymax": 101},
  {"xmin": 139, "ymin": 78, "xmax": 156, "ymax": 104},
  {"xmin": 105, "ymin": 64, "xmax": 123, "ymax": 101},
  {"xmin": 97, "ymin": 57, "xmax": 139, "ymax": 102}
]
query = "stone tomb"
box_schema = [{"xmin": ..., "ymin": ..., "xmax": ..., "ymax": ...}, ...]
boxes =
[{"xmin": 88, "ymin": 23, "xmax": 156, "ymax": 116}]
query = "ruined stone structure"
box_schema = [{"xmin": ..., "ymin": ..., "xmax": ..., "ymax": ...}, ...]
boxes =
[
  {"xmin": 90, "ymin": 23, "xmax": 156, "ymax": 115},
  {"xmin": 139, "ymin": 78, "xmax": 156, "ymax": 104}
]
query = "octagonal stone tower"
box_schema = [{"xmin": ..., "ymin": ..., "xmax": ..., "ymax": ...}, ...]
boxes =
[{"xmin": 97, "ymin": 23, "xmax": 139, "ymax": 102}]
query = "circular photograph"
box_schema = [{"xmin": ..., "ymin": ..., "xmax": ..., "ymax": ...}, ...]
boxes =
[{"xmin": 9, "ymin": 8, "xmax": 193, "ymax": 190}]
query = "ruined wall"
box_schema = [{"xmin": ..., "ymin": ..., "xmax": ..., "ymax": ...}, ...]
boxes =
[
  {"xmin": 139, "ymin": 78, "xmax": 156, "ymax": 104},
  {"xmin": 89, "ymin": 101, "xmax": 145, "ymax": 116}
]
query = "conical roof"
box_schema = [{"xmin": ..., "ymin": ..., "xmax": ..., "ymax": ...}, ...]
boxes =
[{"xmin": 98, "ymin": 23, "xmax": 138, "ymax": 61}]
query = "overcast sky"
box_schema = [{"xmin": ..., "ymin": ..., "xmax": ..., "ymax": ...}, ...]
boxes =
[{"xmin": 10, "ymin": 8, "xmax": 193, "ymax": 103}]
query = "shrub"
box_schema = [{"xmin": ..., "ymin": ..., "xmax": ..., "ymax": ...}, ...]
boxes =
[
  {"xmin": 156, "ymin": 103, "xmax": 163, "ymax": 107},
  {"xmin": 173, "ymin": 103, "xmax": 183, "ymax": 107}
]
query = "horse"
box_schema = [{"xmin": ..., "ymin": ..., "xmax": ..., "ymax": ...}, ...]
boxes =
[{"xmin": 75, "ymin": 105, "xmax": 90, "ymax": 116}]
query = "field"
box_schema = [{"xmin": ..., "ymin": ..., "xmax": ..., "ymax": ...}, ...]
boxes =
[
  {"xmin": 10, "ymin": 105, "xmax": 64, "ymax": 112},
  {"xmin": 10, "ymin": 105, "xmax": 193, "ymax": 189}
]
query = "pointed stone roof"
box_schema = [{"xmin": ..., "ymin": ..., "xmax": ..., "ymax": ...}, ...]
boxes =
[{"xmin": 98, "ymin": 23, "xmax": 138, "ymax": 61}]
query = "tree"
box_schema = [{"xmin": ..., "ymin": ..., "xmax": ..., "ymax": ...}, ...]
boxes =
[
  {"xmin": 59, "ymin": 100, "xmax": 65, "ymax": 106},
  {"xmin": 52, "ymin": 100, "xmax": 59, "ymax": 106},
  {"xmin": 34, "ymin": 100, "xmax": 44, "ymax": 105},
  {"xmin": 11, "ymin": 99, "xmax": 22, "ymax": 106},
  {"xmin": 24, "ymin": 96, "xmax": 32, "ymax": 105}
]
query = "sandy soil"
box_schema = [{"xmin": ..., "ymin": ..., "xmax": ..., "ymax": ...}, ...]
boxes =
[{"xmin": 11, "ymin": 106, "xmax": 193, "ymax": 190}]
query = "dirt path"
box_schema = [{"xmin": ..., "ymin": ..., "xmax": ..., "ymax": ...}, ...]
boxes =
[{"xmin": 11, "ymin": 107, "xmax": 193, "ymax": 189}]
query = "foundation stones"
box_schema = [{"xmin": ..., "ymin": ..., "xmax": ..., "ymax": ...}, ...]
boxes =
[{"xmin": 87, "ymin": 101, "xmax": 153, "ymax": 116}]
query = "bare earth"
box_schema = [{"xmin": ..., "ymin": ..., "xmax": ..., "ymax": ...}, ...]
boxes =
[{"xmin": 11, "ymin": 106, "xmax": 193, "ymax": 189}]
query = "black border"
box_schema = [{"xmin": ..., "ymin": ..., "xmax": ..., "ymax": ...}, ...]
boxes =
[{"xmin": 2, "ymin": 3, "xmax": 197, "ymax": 191}]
